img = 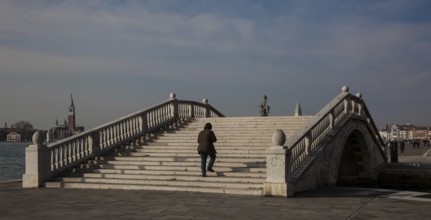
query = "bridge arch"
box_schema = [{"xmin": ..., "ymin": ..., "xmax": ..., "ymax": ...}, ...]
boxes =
[
  {"xmin": 325, "ymin": 119, "xmax": 384, "ymax": 187},
  {"xmin": 336, "ymin": 129, "xmax": 372, "ymax": 186}
]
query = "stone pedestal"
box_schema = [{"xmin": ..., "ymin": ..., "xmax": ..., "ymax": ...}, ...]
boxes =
[
  {"xmin": 264, "ymin": 130, "xmax": 291, "ymax": 197},
  {"xmin": 264, "ymin": 146, "xmax": 288, "ymax": 196},
  {"xmin": 22, "ymin": 144, "xmax": 51, "ymax": 188}
]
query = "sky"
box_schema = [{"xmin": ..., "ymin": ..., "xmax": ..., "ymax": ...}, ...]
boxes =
[{"xmin": 1, "ymin": 0, "xmax": 430, "ymax": 130}]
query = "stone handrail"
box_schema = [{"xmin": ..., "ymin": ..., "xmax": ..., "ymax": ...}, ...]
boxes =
[
  {"xmin": 285, "ymin": 86, "xmax": 385, "ymax": 181},
  {"xmin": 23, "ymin": 94, "xmax": 224, "ymax": 187}
]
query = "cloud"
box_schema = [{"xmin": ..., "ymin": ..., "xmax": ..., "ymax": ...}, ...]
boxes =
[{"xmin": 1, "ymin": 0, "xmax": 431, "ymax": 129}]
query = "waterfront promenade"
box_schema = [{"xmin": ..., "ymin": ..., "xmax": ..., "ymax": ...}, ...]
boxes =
[
  {"xmin": 1, "ymin": 180, "xmax": 431, "ymax": 220},
  {"xmin": 1, "ymin": 144, "xmax": 430, "ymax": 219}
]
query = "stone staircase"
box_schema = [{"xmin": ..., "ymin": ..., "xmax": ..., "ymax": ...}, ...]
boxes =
[{"xmin": 46, "ymin": 116, "xmax": 312, "ymax": 195}]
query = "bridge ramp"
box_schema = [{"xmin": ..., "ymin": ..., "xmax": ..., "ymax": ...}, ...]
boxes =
[{"xmin": 46, "ymin": 116, "xmax": 312, "ymax": 195}]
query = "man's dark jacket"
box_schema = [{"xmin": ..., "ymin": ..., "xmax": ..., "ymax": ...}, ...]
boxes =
[{"xmin": 197, "ymin": 129, "xmax": 217, "ymax": 154}]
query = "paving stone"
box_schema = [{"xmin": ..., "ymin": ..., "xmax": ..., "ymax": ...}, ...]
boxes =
[{"xmin": 1, "ymin": 181, "xmax": 431, "ymax": 219}]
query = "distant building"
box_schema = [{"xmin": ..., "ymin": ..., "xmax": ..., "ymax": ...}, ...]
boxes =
[
  {"xmin": 2, "ymin": 130, "xmax": 35, "ymax": 142},
  {"xmin": 387, "ymin": 124, "xmax": 430, "ymax": 141},
  {"xmin": 7, "ymin": 132, "xmax": 21, "ymax": 142},
  {"xmin": 47, "ymin": 94, "xmax": 84, "ymax": 142}
]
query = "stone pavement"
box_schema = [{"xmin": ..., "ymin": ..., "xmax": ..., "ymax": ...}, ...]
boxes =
[
  {"xmin": 1, "ymin": 180, "xmax": 431, "ymax": 220},
  {"xmin": 392, "ymin": 143, "xmax": 431, "ymax": 163}
]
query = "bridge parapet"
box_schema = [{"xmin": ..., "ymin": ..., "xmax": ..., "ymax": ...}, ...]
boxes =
[
  {"xmin": 23, "ymin": 94, "xmax": 224, "ymax": 188},
  {"xmin": 265, "ymin": 86, "xmax": 386, "ymax": 196}
]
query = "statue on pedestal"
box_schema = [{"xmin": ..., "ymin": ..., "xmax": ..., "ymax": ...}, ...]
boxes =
[{"xmin": 259, "ymin": 95, "xmax": 270, "ymax": 116}]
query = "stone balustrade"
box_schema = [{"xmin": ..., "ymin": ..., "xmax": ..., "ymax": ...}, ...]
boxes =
[
  {"xmin": 23, "ymin": 94, "xmax": 224, "ymax": 188},
  {"xmin": 265, "ymin": 86, "xmax": 386, "ymax": 196}
]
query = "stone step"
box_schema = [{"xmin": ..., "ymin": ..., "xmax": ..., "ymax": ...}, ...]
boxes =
[
  {"xmin": 61, "ymin": 173, "xmax": 265, "ymax": 183},
  {"xmin": 93, "ymin": 156, "xmax": 265, "ymax": 163},
  {"xmin": 79, "ymin": 164, "xmax": 266, "ymax": 172},
  {"xmin": 71, "ymin": 168, "xmax": 267, "ymax": 178},
  {"xmin": 136, "ymin": 146, "xmax": 268, "ymax": 151},
  {"xmin": 113, "ymin": 152, "xmax": 266, "ymax": 158},
  {"xmin": 130, "ymin": 149, "xmax": 265, "ymax": 154},
  {"xmin": 158, "ymin": 129, "xmax": 301, "ymax": 133},
  {"xmin": 142, "ymin": 143, "xmax": 272, "ymax": 148},
  {"xmin": 146, "ymin": 139, "xmax": 274, "ymax": 144},
  {"xmin": 44, "ymin": 115, "xmax": 310, "ymax": 196},
  {"xmin": 85, "ymin": 160, "xmax": 266, "ymax": 168},
  {"xmin": 54, "ymin": 177, "xmax": 263, "ymax": 189},
  {"xmin": 46, "ymin": 182, "xmax": 263, "ymax": 196},
  {"xmin": 192, "ymin": 116, "xmax": 312, "ymax": 121}
]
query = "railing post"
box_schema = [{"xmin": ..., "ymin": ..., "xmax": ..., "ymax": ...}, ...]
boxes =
[
  {"xmin": 329, "ymin": 109, "xmax": 334, "ymax": 129},
  {"xmin": 169, "ymin": 93, "xmax": 179, "ymax": 129},
  {"xmin": 169, "ymin": 93, "xmax": 178, "ymax": 118},
  {"xmin": 203, "ymin": 98, "xmax": 211, "ymax": 118},
  {"xmin": 23, "ymin": 131, "xmax": 51, "ymax": 188},
  {"xmin": 88, "ymin": 132, "xmax": 100, "ymax": 155},
  {"xmin": 356, "ymin": 93, "xmax": 363, "ymax": 117},
  {"xmin": 342, "ymin": 86, "xmax": 350, "ymax": 114},
  {"xmin": 305, "ymin": 131, "xmax": 312, "ymax": 154},
  {"xmin": 264, "ymin": 130, "xmax": 289, "ymax": 197},
  {"xmin": 190, "ymin": 103, "xmax": 195, "ymax": 118},
  {"xmin": 344, "ymin": 97, "xmax": 350, "ymax": 114}
]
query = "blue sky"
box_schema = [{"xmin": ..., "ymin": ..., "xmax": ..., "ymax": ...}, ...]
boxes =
[{"xmin": 1, "ymin": 0, "xmax": 430, "ymax": 130}]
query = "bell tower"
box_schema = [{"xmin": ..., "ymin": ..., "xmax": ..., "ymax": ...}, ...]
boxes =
[{"xmin": 67, "ymin": 94, "xmax": 76, "ymax": 132}]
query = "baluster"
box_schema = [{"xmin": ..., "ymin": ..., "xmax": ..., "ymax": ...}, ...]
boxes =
[
  {"xmin": 166, "ymin": 105, "xmax": 170, "ymax": 121},
  {"xmin": 77, "ymin": 139, "xmax": 82, "ymax": 159},
  {"xmin": 130, "ymin": 118, "xmax": 134, "ymax": 137},
  {"xmin": 50, "ymin": 150, "xmax": 54, "ymax": 171},
  {"xmin": 64, "ymin": 144, "xmax": 68, "ymax": 165},
  {"xmin": 351, "ymin": 99, "xmax": 356, "ymax": 114},
  {"xmin": 118, "ymin": 122, "xmax": 122, "ymax": 141},
  {"xmin": 67, "ymin": 143, "xmax": 72, "ymax": 164},
  {"xmin": 121, "ymin": 122, "xmax": 125, "ymax": 140},
  {"xmin": 305, "ymin": 132, "xmax": 311, "ymax": 155},
  {"xmin": 128, "ymin": 119, "xmax": 132, "ymax": 137},
  {"xmin": 110, "ymin": 126, "xmax": 114, "ymax": 145},
  {"xmin": 344, "ymin": 97, "xmax": 350, "ymax": 114},
  {"xmin": 106, "ymin": 128, "xmax": 110, "ymax": 146},
  {"xmin": 109, "ymin": 126, "xmax": 114, "ymax": 146},
  {"xmin": 54, "ymin": 148, "xmax": 59, "ymax": 170},
  {"xmin": 104, "ymin": 128, "xmax": 109, "ymax": 147},
  {"xmin": 124, "ymin": 121, "xmax": 127, "ymax": 139},
  {"xmin": 162, "ymin": 106, "xmax": 166, "ymax": 122},
  {"xmin": 329, "ymin": 110, "xmax": 334, "ymax": 129},
  {"xmin": 158, "ymin": 107, "xmax": 162, "ymax": 124},
  {"xmin": 131, "ymin": 118, "xmax": 135, "ymax": 136},
  {"xmin": 51, "ymin": 149, "xmax": 55, "ymax": 171},
  {"xmin": 113, "ymin": 124, "xmax": 118, "ymax": 142},
  {"xmin": 59, "ymin": 146, "xmax": 63, "ymax": 167},
  {"xmin": 135, "ymin": 117, "xmax": 139, "ymax": 135},
  {"xmin": 71, "ymin": 142, "xmax": 76, "ymax": 161},
  {"xmin": 140, "ymin": 113, "xmax": 148, "ymax": 132},
  {"xmin": 68, "ymin": 143, "xmax": 72, "ymax": 162},
  {"xmin": 101, "ymin": 130, "xmax": 106, "ymax": 149},
  {"xmin": 126, "ymin": 120, "xmax": 131, "ymax": 138},
  {"xmin": 131, "ymin": 117, "xmax": 137, "ymax": 136},
  {"xmin": 124, "ymin": 119, "xmax": 131, "ymax": 139},
  {"xmin": 148, "ymin": 110, "xmax": 153, "ymax": 128},
  {"xmin": 81, "ymin": 138, "xmax": 86, "ymax": 157}
]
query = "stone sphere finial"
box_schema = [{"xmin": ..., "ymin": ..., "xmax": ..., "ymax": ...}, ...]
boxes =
[
  {"xmin": 169, "ymin": 92, "xmax": 176, "ymax": 100},
  {"xmin": 341, "ymin": 85, "xmax": 349, "ymax": 93},
  {"xmin": 356, "ymin": 92, "xmax": 362, "ymax": 99},
  {"xmin": 272, "ymin": 129, "xmax": 286, "ymax": 146},
  {"xmin": 203, "ymin": 98, "xmax": 208, "ymax": 104},
  {"xmin": 32, "ymin": 131, "xmax": 44, "ymax": 145}
]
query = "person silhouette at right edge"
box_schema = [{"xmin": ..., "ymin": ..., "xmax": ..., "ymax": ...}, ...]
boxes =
[{"xmin": 197, "ymin": 122, "xmax": 217, "ymax": 177}]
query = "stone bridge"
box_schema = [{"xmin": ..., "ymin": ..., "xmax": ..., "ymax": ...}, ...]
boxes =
[{"xmin": 23, "ymin": 86, "xmax": 387, "ymax": 196}]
